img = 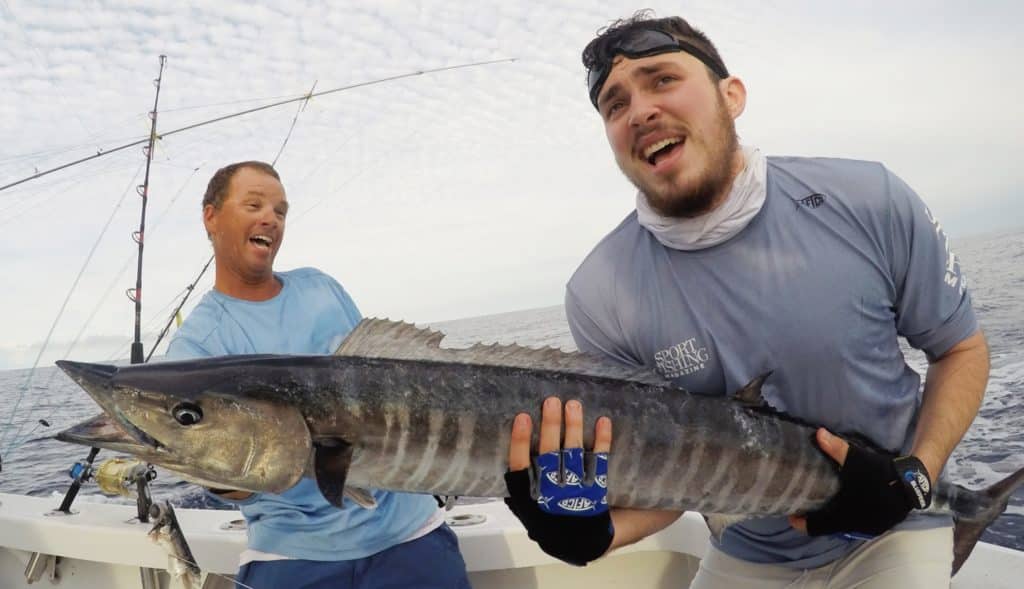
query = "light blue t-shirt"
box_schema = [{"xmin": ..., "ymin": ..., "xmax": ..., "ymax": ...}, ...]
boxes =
[
  {"xmin": 165, "ymin": 267, "xmax": 440, "ymax": 561},
  {"xmin": 566, "ymin": 157, "xmax": 977, "ymax": 568}
]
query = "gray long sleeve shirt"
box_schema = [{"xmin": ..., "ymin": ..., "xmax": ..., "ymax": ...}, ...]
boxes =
[{"xmin": 565, "ymin": 156, "xmax": 977, "ymax": 568}]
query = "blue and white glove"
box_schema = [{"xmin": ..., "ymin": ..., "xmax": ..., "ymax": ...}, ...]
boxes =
[
  {"xmin": 535, "ymin": 448, "xmax": 609, "ymax": 515},
  {"xmin": 504, "ymin": 448, "xmax": 613, "ymax": 566}
]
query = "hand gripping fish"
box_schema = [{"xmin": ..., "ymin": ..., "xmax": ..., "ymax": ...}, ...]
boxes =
[{"xmin": 56, "ymin": 318, "xmax": 1023, "ymax": 574}]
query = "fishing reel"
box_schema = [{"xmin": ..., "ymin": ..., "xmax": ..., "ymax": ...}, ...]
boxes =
[{"xmin": 67, "ymin": 457, "xmax": 157, "ymax": 522}]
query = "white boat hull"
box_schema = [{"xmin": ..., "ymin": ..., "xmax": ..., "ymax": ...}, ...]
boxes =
[{"xmin": 1, "ymin": 492, "xmax": 1020, "ymax": 588}]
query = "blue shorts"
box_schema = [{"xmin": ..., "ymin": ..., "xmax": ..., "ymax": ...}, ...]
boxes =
[{"xmin": 235, "ymin": 525, "xmax": 471, "ymax": 589}]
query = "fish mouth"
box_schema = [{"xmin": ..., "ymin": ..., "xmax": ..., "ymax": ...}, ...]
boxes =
[
  {"xmin": 113, "ymin": 413, "xmax": 164, "ymax": 450},
  {"xmin": 56, "ymin": 413, "xmax": 245, "ymax": 492},
  {"xmin": 57, "ymin": 412, "xmax": 161, "ymax": 453},
  {"xmin": 56, "ymin": 360, "xmax": 164, "ymax": 450}
]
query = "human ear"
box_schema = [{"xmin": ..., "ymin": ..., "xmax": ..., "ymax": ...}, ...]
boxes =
[{"xmin": 720, "ymin": 76, "xmax": 747, "ymax": 119}]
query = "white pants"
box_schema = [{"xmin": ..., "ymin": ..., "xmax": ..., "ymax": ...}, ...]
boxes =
[{"xmin": 691, "ymin": 526, "xmax": 953, "ymax": 589}]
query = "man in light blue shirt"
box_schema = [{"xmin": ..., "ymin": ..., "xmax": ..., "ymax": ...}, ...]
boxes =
[
  {"xmin": 504, "ymin": 11, "xmax": 990, "ymax": 587},
  {"xmin": 166, "ymin": 161, "xmax": 470, "ymax": 588}
]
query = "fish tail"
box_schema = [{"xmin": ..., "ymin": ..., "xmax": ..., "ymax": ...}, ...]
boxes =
[{"xmin": 952, "ymin": 465, "xmax": 1024, "ymax": 575}]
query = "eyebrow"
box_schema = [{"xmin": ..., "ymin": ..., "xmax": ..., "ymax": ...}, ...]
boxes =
[
  {"xmin": 634, "ymin": 60, "xmax": 680, "ymax": 75},
  {"xmin": 598, "ymin": 84, "xmax": 624, "ymax": 110}
]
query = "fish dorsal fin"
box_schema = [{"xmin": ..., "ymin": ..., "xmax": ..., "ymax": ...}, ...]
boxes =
[
  {"xmin": 732, "ymin": 372, "xmax": 774, "ymax": 408},
  {"xmin": 335, "ymin": 318, "xmax": 446, "ymax": 359},
  {"xmin": 733, "ymin": 372, "xmax": 836, "ymax": 431},
  {"xmin": 335, "ymin": 318, "xmax": 668, "ymax": 386}
]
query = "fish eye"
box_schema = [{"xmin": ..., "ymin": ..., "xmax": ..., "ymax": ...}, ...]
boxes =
[{"xmin": 172, "ymin": 402, "xmax": 203, "ymax": 426}]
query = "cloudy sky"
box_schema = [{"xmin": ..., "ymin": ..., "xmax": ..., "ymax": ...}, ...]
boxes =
[{"xmin": 0, "ymin": 0, "xmax": 1021, "ymax": 369}]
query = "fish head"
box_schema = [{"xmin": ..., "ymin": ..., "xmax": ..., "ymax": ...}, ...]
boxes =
[{"xmin": 56, "ymin": 359, "xmax": 312, "ymax": 494}]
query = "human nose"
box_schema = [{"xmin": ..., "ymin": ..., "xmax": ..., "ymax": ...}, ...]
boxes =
[
  {"xmin": 628, "ymin": 95, "xmax": 660, "ymax": 128},
  {"xmin": 259, "ymin": 207, "xmax": 279, "ymax": 227}
]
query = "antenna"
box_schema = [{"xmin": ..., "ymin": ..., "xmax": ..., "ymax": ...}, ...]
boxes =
[{"xmin": 127, "ymin": 55, "xmax": 167, "ymax": 365}]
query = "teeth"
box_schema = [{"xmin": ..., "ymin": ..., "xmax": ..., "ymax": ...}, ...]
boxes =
[
  {"xmin": 251, "ymin": 235, "xmax": 273, "ymax": 246},
  {"xmin": 643, "ymin": 137, "xmax": 682, "ymax": 160}
]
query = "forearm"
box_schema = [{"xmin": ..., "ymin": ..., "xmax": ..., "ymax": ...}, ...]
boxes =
[
  {"xmin": 911, "ymin": 330, "xmax": 989, "ymax": 481},
  {"xmin": 608, "ymin": 508, "xmax": 684, "ymax": 551}
]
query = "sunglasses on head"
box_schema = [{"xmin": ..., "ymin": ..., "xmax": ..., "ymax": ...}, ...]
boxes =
[{"xmin": 587, "ymin": 29, "xmax": 729, "ymax": 109}]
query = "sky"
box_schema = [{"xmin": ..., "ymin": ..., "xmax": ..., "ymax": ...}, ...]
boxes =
[{"xmin": 0, "ymin": 0, "xmax": 1021, "ymax": 369}]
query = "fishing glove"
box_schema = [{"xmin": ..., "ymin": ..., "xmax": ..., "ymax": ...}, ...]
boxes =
[
  {"xmin": 805, "ymin": 443, "xmax": 932, "ymax": 537},
  {"xmin": 504, "ymin": 448, "xmax": 614, "ymax": 566}
]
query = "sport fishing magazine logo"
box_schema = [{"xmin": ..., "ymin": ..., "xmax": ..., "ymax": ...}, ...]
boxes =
[{"xmin": 654, "ymin": 337, "xmax": 709, "ymax": 379}]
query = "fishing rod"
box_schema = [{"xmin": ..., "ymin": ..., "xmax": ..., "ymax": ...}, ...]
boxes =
[
  {"xmin": 145, "ymin": 78, "xmax": 319, "ymax": 361},
  {"xmin": 55, "ymin": 55, "xmax": 168, "ymax": 520},
  {"xmin": 0, "ymin": 58, "xmax": 516, "ymax": 193},
  {"xmin": 129, "ymin": 55, "xmax": 167, "ymax": 365}
]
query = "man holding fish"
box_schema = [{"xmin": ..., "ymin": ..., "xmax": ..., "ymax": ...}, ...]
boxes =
[
  {"xmin": 165, "ymin": 161, "xmax": 470, "ymax": 588},
  {"xmin": 504, "ymin": 11, "xmax": 991, "ymax": 588},
  {"xmin": 51, "ymin": 11, "xmax": 1007, "ymax": 589}
]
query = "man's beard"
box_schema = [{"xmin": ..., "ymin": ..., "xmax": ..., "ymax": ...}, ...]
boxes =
[{"xmin": 625, "ymin": 97, "xmax": 739, "ymax": 219}]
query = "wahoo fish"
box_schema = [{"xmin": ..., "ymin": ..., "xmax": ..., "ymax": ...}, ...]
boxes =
[{"xmin": 56, "ymin": 318, "xmax": 1023, "ymax": 574}]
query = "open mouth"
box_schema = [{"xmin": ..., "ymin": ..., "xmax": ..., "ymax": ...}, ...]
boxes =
[
  {"xmin": 249, "ymin": 235, "xmax": 274, "ymax": 249},
  {"xmin": 57, "ymin": 411, "xmax": 163, "ymax": 453},
  {"xmin": 114, "ymin": 412, "xmax": 165, "ymax": 450},
  {"xmin": 57, "ymin": 412, "xmax": 138, "ymax": 447},
  {"xmin": 642, "ymin": 137, "xmax": 685, "ymax": 166}
]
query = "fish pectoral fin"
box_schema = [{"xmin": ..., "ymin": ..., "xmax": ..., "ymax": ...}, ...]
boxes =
[
  {"xmin": 704, "ymin": 514, "xmax": 747, "ymax": 540},
  {"xmin": 344, "ymin": 487, "xmax": 378, "ymax": 510},
  {"xmin": 313, "ymin": 438, "xmax": 353, "ymax": 508}
]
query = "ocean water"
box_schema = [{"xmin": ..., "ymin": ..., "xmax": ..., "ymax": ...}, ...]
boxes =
[{"xmin": 0, "ymin": 229, "xmax": 1021, "ymax": 552}]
